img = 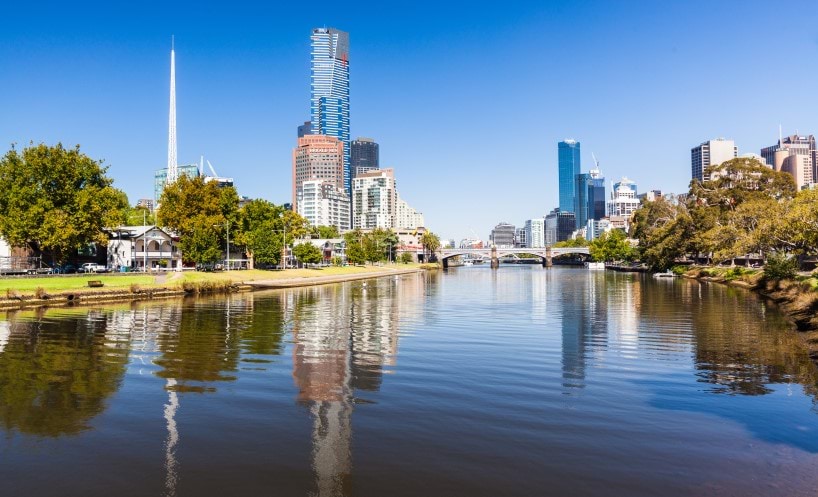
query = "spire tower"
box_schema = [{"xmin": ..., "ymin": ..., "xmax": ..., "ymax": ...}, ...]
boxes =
[{"xmin": 167, "ymin": 37, "xmax": 178, "ymax": 183}]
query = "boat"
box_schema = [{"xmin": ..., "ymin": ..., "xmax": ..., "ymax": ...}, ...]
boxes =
[
  {"xmin": 653, "ymin": 270, "xmax": 676, "ymax": 278},
  {"xmin": 463, "ymin": 260, "xmax": 474, "ymax": 266},
  {"xmin": 586, "ymin": 262, "xmax": 605, "ymax": 270}
]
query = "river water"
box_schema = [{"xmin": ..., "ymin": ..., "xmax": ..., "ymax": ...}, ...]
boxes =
[{"xmin": 1, "ymin": 267, "xmax": 817, "ymax": 497}]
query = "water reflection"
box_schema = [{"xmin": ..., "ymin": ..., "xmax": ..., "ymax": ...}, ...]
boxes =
[
  {"xmin": 0, "ymin": 309, "xmax": 129, "ymax": 437},
  {"xmin": 291, "ymin": 274, "xmax": 426, "ymax": 497}
]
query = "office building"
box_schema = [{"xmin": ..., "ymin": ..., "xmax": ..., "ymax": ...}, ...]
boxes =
[
  {"xmin": 574, "ymin": 167, "xmax": 606, "ymax": 230},
  {"xmin": 761, "ymin": 134, "xmax": 817, "ymax": 187},
  {"xmin": 490, "ymin": 222, "xmax": 516, "ymax": 248},
  {"xmin": 154, "ymin": 164, "xmax": 201, "ymax": 202},
  {"xmin": 637, "ymin": 190, "xmax": 662, "ymax": 202},
  {"xmin": 352, "ymin": 169, "xmax": 396, "ymax": 230},
  {"xmin": 524, "ymin": 218, "xmax": 545, "ymax": 248},
  {"xmin": 607, "ymin": 177, "xmax": 641, "ymax": 218},
  {"xmin": 297, "ymin": 121, "xmax": 312, "ymax": 138},
  {"xmin": 558, "ymin": 140, "xmax": 581, "ymax": 213},
  {"xmin": 297, "ymin": 179, "xmax": 351, "ymax": 231},
  {"xmin": 292, "ymin": 135, "xmax": 345, "ymax": 212},
  {"xmin": 545, "ymin": 209, "xmax": 576, "ymax": 246},
  {"xmin": 691, "ymin": 138, "xmax": 737, "ymax": 182},
  {"xmin": 586, "ymin": 218, "xmax": 612, "ymax": 241},
  {"xmin": 136, "ymin": 198, "xmax": 155, "ymax": 211},
  {"xmin": 515, "ymin": 227, "xmax": 527, "ymax": 248},
  {"xmin": 351, "ymin": 137, "xmax": 379, "ymax": 178},
  {"xmin": 395, "ymin": 195, "xmax": 424, "ymax": 229},
  {"xmin": 311, "ymin": 28, "xmax": 351, "ymax": 195}
]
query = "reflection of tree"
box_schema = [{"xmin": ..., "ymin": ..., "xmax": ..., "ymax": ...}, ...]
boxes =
[
  {"xmin": 0, "ymin": 316, "xmax": 129, "ymax": 437},
  {"xmin": 640, "ymin": 279, "xmax": 818, "ymax": 398}
]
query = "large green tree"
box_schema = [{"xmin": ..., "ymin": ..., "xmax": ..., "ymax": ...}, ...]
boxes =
[
  {"xmin": 0, "ymin": 143, "xmax": 127, "ymax": 263},
  {"xmin": 157, "ymin": 175, "xmax": 240, "ymax": 264},
  {"xmin": 589, "ymin": 229, "xmax": 634, "ymax": 263},
  {"xmin": 630, "ymin": 195, "xmax": 693, "ymax": 271},
  {"xmin": 293, "ymin": 242, "xmax": 322, "ymax": 264},
  {"xmin": 420, "ymin": 231, "xmax": 441, "ymax": 262}
]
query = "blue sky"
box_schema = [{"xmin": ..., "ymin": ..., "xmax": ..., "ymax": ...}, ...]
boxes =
[{"xmin": 2, "ymin": 1, "xmax": 818, "ymax": 242}]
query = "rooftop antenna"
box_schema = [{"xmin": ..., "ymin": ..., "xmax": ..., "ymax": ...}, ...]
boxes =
[
  {"xmin": 779, "ymin": 123, "xmax": 782, "ymax": 144},
  {"xmin": 166, "ymin": 35, "xmax": 178, "ymax": 184}
]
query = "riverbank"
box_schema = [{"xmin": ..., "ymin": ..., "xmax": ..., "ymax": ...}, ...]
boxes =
[
  {"xmin": 682, "ymin": 266, "xmax": 818, "ymax": 361},
  {"xmin": 0, "ymin": 264, "xmax": 425, "ymax": 310}
]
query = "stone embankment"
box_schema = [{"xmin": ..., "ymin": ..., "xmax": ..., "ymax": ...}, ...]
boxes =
[{"xmin": 683, "ymin": 267, "xmax": 818, "ymax": 361}]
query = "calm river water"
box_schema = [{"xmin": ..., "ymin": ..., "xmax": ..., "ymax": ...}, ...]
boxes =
[{"xmin": 1, "ymin": 267, "xmax": 818, "ymax": 497}]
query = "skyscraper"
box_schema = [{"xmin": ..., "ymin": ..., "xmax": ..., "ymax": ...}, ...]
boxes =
[
  {"xmin": 558, "ymin": 140, "xmax": 581, "ymax": 214},
  {"xmin": 351, "ymin": 137, "xmax": 379, "ymax": 177},
  {"xmin": 297, "ymin": 121, "xmax": 312, "ymax": 138},
  {"xmin": 311, "ymin": 28, "xmax": 351, "ymax": 195},
  {"xmin": 691, "ymin": 138, "xmax": 737, "ymax": 182},
  {"xmin": 574, "ymin": 167, "xmax": 606, "ymax": 230},
  {"xmin": 167, "ymin": 39, "xmax": 178, "ymax": 184}
]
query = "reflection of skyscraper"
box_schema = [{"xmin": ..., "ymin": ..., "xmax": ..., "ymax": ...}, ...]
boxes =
[
  {"xmin": 290, "ymin": 278, "xmax": 409, "ymax": 497},
  {"xmin": 560, "ymin": 272, "xmax": 609, "ymax": 391}
]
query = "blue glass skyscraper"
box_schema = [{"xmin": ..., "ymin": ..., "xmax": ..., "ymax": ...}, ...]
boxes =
[
  {"xmin": 311, "ymin": 28, "xmax": 351, "ymax": 195},
  {"xmin": 558, "ymin": 140, "xmax": 581, "ymax": 214},
  {"xmin": 574, "ymin": 168, "xmax": 606, "ymax": 229}
]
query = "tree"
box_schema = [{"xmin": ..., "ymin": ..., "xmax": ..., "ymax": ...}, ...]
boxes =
[
  {"xmin": 554, "ymin": 237, "xmax": 589, "ymax": 248},
  {"xmin": 420, "ymin": 231, "xmax": 441, "ymax": 262},
  {"xmin": 400, "ymin": 252, "xmax": 414, "ymax": 264},
  {"xmin": 773, "ymin": 189, "xmax": 818, "ymax": 257},
  {"xmin": 157, "ymin": 175, "xmax": 240, "ymax": 264},
  {"xmin": 293, "ymin": 242, "xmax": 322, "ymax": 264},
  {"xmin": 311, "ymin": 225, "xmax": 340, "ymax": 239},
  {"xmin": 589, "ymin": 229, "xmax": 634, "ymax": 263},
  {"xmin": 630, "ymin": 195, "xmax": 693, "ymax": 271},
  {"xmin": 344, "ymin": 229, "xmax": 366, "ymax": 264},
  {"xmin": 0, "ymin": 143, "xmax": 128, "ymax": 263}
]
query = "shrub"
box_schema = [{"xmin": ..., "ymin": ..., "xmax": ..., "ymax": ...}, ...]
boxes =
[
  {"xmin": 400, "ymin": 252, "xmax": 414, "ymax": 264},
  {"xmin": 6, "ymin": 288, "xmax": 19, "ymax": 299},
  {"xmin": 764, "ymin": 253, "xmax": 798, "ymax": 281},
  {"xmin": 129, "ymin": 283, "xmax": 141, "ymax": 293}
]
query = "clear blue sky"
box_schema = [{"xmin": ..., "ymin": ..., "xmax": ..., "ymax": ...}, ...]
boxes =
[{"xmin": 2, "ymin": 1, "xmax": 818, "ymax": 242}]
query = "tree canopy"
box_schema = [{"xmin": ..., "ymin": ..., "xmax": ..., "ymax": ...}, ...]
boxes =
[
  {"xmin": 156, "ymin": 175, "xmax": 240, "ymax": 264},
  {"xmin": 0, "ymin": 143, "xmax": 127, "ymax": 263}
]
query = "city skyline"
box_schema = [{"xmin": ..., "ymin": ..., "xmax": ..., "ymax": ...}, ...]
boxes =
[{"xmin": 3, "ymin": 1, "xmax": 818, "ymax": 241}]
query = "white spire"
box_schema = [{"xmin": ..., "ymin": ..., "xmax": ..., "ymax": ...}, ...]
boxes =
[{"xmin": 167, "ymin": 36, "xmax": 178, "ymax": 183}]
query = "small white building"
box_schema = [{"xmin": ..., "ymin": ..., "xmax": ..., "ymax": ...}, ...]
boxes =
[{"xmin": 107, "ymin": 226, "xmax": 183, "ymax": 271}]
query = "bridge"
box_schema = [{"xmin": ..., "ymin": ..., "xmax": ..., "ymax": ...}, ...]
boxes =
[{"xmin": 438, "ymin": 246, "xmax": 590, "ymax": 268}]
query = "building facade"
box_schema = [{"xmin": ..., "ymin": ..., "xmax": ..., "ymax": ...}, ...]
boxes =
[
  {"xmin": 558, "ymin": 140, "xmax": 581, "ymax": 214},
  {"xmin": 691, "ymin": 138, "xmax": 737, "ymax": 182},
  {"xmin": 395, "ymin": 195, "xmax": 424, "ymax": 229},
  {"xmin": 574, "ymin": 167, "xmax": 606, "ymax": 230},
  {"xmin": 351, "ymin": 137, "xmax": 379, "ymax": 178},
  {"xmin": 292, "ymin": 134, "xmax": 345, "ymax": 212},
  {"xmin": 761, "ymin": 134, "xmax": 816, "ymax": 188},
  {"xmin": 296, "ymin": 180, "xmax": 351, "ymax": 231},
  {"xmin": 545, "ymin": 209, "xmax": 575, "ymax": 246},
  {"xmin": 607, "ymin": 177, "xmax": 641, "ymax": 218},
  {"xmin": 515, "ymin": 227, "xmax": 527, "ymax": 248},
  {"xmin": 524, "ymin": 218, "xmax": 545, "ymax": 248},
  {"xmin": 107, "ymin": 226, "xmax": 182, "ymax": 271},
  {"xmin": 311, "ymin": 28, "xmax": 351, "ymax": 195},
  {"xmin": 490, "ymin": 222, "xmax": 516, "ymax": 248},
  {"xmin": 352, "ymin": 169, "xmax": 396, "ymax": 230}
]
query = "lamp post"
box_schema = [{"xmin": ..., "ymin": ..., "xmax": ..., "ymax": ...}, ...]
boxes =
[
  {"xmin": 143, "ymin": 210, "xmax": 147, "ymax": 271},
  {"xmin": 214, "ymin": 221, "xmax": 231, "ymax": 271}
]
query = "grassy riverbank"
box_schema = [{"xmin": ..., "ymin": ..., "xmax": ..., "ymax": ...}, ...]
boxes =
[
  {"xmin": 0, "ymin": 263, "xmax": 424, "ymax": 300},
  {"xmin": 682, "ymin": 265, "xmax": 818, "ymax": 360}
]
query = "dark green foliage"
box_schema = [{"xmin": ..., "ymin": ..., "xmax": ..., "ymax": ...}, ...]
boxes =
[{"xmin": 764, "ymin": 253, "xmax": 798, "ymax": 281}]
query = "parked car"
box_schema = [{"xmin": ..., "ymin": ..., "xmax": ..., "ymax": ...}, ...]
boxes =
[
  {"xmin": 79, "ymin": 263, "xmax": 109, "ymax": 273},
  {"xmin": 55, "ymin": 264, "xmax": 77, "ymax": 274}
]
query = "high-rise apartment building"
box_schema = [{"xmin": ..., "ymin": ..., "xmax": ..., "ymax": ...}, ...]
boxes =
[
  {"xmin": 395, "ymin": 195, "xmax": 424, "ymax": 229},
  {"xmin": 351, "ymin": 137, "xmax": 379, "ymax": 178},
  {"xmin": 311, "ymin": 28, "xmax": 351, "ymax": 195},
  {"xmin": 297, "ymin": 179, "xmax": 351, "ymax": 231},
  {"xmin": 297, "ymin": 121, "xmax": 312, "ymax": 138},
  {"xmin": 574, "ymin": 167, "xmax": 606, "ymax": 230},
  {"xmin": 691, "ymin": 138, "xmax": 737, "ymax": 182},
  {"xmin": 352, "ymin": 169, "xmax": 396, "ymax": 230},
  {"xmin": 558, "ymin": 140, "xmax": 581, "ymax": 214},
  {"xmin": 292, "ymin": 135, "xmax": 345, "ymax": 212},
  {"xmin": 490, "ymin": 222, "xmax": 516, "ymax": 248},
  {"xmin": 524, "ymin": 218, "xmax": 545, "ymax": 248},
  {"xmin": 515, "ymin": 227, "xmax": 527, "ymax": 248}
]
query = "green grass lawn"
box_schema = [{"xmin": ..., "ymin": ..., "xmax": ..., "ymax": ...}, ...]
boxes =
[
  {"xmin": 0, "ymin": 274, "xmax": 155, "ymax": 294},
  {"xmin": 0, "ymin": 264, "xmax": 421, "ymax": 296}
]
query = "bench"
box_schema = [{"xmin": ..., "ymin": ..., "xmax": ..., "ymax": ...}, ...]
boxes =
[{"xmin": 87, "ymin": 280, "xmax": 104, "ymax": 288}]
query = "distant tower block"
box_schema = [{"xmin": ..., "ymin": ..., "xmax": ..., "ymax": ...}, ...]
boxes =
[{"xmin": 167, "ymin": 37, "xmax": 178, "ymax": 183}]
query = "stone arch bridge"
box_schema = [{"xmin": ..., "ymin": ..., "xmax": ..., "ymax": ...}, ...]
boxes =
[{"xmin": 438, "ymin": 247, "xmax": 590, "ymax": 268}]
